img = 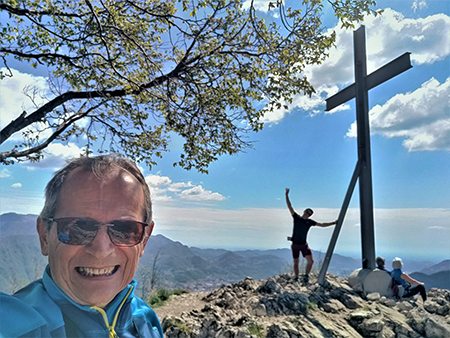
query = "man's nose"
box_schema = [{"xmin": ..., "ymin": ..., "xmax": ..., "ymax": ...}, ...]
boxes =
[{"xmin": 84, "ymin": 226, "xmax": 115, "ymax": 258}]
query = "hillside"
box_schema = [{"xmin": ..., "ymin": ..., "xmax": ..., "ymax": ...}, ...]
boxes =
[
  {"xmin": 0, "ymin": 234, "xmax": 47, "ymax": 293},
  {"xmin": 410, "ymin": 271, "xmax": 450, "ymax": 291},
  {"xmin": 421, "ymin": 260, "xmax": 450, "ymax": 275},
  {"xmin": 156, "ymin": 273, "xmax": 450, "ymax": 338}
]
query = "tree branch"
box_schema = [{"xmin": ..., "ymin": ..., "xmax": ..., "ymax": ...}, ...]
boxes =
[
  {"xmin": 0, "ymin": 3, "xmax": 85, "ymax": 18},
  {"xmin": 0, "ymin": 48, "xmax": 89, "ymax": 69},
  {"xmin": 0, "ymin": 62, "xmax": 191, "ymax": 144},
  {"xmin": 0, "ymin": 101, "xmax": 105, "ymax": 163}
]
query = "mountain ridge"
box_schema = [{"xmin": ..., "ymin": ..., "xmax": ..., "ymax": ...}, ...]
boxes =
[{"xmin": 0, "ymin": 213, "xmax": 448, "ymax": 294}]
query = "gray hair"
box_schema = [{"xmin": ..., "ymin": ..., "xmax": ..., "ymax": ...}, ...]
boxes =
[
  {"xmin": 392, "ymin": 257, "xmax": 403, "ymax": 270},
  {"xmin": 39, "ymin": 155, "xmax": 151, "ymax": 229}
]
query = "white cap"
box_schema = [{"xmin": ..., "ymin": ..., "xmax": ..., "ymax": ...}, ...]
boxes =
[{"xmin": 392, "ymin": 257, "xmax": 403, "ymax": 269}]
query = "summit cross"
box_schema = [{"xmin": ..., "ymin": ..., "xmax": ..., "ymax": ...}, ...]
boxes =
[{"xmin": 317, "ymin": 25, "xmax": 412, "ymax": 285}]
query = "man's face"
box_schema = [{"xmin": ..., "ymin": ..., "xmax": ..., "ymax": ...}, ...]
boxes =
[
  {"xmin": 302, "ymin": 210, "xmax": 313, "ymax": 219},
  {"xmin": 37, "ymin": 168, "xmax": 153, "ymax": 308}
]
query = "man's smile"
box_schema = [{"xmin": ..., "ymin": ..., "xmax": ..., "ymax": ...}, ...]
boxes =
[{"xmin": 75, "ymin": 266, "xmax": 119, "ymax": 277}]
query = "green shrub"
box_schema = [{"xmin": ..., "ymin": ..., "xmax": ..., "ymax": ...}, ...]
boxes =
[
  {"xmin": 248, "ymin": 323, "xmax": 265, "ymax": 338},
  {"xmin": 304, "ymin": 300, "xmax": 318, "ymax": 315},
  {"xmin": 148, "ymin": 288, "xmax": 189, "ymax": 308},
  {"xmin": 163, "ymin": 317, "xmax": 192, "ymax": 335}
]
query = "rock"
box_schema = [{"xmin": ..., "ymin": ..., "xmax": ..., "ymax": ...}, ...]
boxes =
[
  {"xmin": 437, "ymin": 304, "xmax": 449, "ymax": 316},
  {"xmin": 159, "ymin": 273, "xmax": 450, "ymax": 338},
  {"xmin": 396, "ymin": 301, "xmax": 414, "ymax": 311},
  {"xmin": 341, "ymin": 293, "xmax": 365, "ymax": 309},
  {"xmin": 367, "ymin": 292, "xmax": 381, "ymax": 301},
  {"xmin": 236, "ymin": 277, "xmax": 258, "ymax": 291},
  {"xmin": 348, "ymin": 309, "xmax": 373, "ymax": 326},
  {"xmin": 383, "ymin": 299, "xmax": 397, "ymax": 307},
  {"xmin": 266, "ymin": 324, "xmax": 290, "ymax": 338},
  {"xmin": 352, "ymin": 282, "xmax": 364, "ymax": 293},
  {"xmin": 348, "ymin": 311, "xmax": 385, "ymax": 337},
  {"xmin": 348, "ymin": 268, "xmax": 372, "ymax": 288},
  {"xmin": 278, "ymin": 291, "xmax": 308, "ymax": 314},
  {"xmin": 257, "ymin": 278, "xmax": 280, "ymax": 294},
  {"xmin": 362, "ymin": 317, "xmax": 384, "ymax": 335},
  {"xmin": 363, "ymin": 269, "xmax": 394, "ymax": 297},
  {"xmin": 425, "ymin": 301, "xmax": 438, "ymax": 314},
  {"xmin": 380, "ymin": 326, "xmax": 396, "ymax": 338},
  {"xmin": 253, "ymin": 303, "xmax": 266, "ymax": 316},
  {"xmin": 321, "ymin": 299, "xmax": 346, "ymax": 313},
  {"xmin": 425, "ymin": 317, "xmax": 450, "ymax": 338}
]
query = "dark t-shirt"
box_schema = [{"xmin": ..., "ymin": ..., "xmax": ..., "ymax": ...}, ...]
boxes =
[{"xmin": 291, "ymin": 213, "xmax": 317, "ymax": 244}]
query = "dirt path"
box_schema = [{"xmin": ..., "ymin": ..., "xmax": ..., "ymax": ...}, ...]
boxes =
[{"xmin": 153, "ymin": 291, "xmax": 209, "ymax": 320}]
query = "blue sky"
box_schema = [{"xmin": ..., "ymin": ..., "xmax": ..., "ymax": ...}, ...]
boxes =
[{"xmin": 1, "ymin": 0, "xmax": 449, "ymax": 263}]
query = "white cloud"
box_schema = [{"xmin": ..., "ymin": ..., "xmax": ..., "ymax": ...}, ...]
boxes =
[
  {"xmin": 179, "ymin": 186, "xmax": 226, "ymax": 201},
  {"xmin": 412, "ymin": 0, "xmax": 428, "ymax": 12},
  {"xmin": 347, "ymin": 77, "xmax": 450, "ymax": 151},
  {"xmin": 0, "ymin": 68, "xmax": 49, "ymax": 130},
  {"xmin": 168, "ymin": 181, "xmax": 194, "ymax": 192},
  {"xmin": 146, "ymin": 175, "xmax": 172, "ymax": 188},
  {"xmin": 11, "ymin": 183, "xmax": 22, "ymax": 188},
  {"xmin": 145, "ymin": 174, "xmax": 225, "ymax": 202},
  {"xmin": 429, "ymin": 225, "xmax": 449, "ymax": 230},
  {"xmin": 242, "ymin": 0, "xmax": 271, "ymax": 12},
  {"xmin": 22, "ymin": 142, "xmax": 85, "ymax": 170},
  {"xmin": 0, "ymin": 169, "xmax": 11, "ymax": 178},
  {"xmin": 363, "ymin": 11, "xmax": 450, "ymax": 66}
]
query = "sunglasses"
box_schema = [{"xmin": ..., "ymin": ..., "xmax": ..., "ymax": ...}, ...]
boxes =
[{"xmin": 45, "ymin": 217, "xmax": 148, "ymax": 247}]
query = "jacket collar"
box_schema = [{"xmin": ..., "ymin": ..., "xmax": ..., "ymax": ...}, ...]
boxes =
[{"xmin": 43, "ymin": 265, "xmax": 137, "ymax": 328}]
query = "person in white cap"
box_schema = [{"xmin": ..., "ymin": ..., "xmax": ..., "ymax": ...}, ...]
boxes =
[{"xmin": 391, "ymin": 257, "xmax": 427, "ymax": 301}]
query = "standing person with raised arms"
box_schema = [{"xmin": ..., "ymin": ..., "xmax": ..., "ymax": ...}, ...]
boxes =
[{"xmin": 285, "ymin": 188, "xmax": 337, "ymax": 285}]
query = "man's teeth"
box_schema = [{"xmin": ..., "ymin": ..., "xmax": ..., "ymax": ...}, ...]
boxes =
[{"xmin": 77, "ymin": 266, "xmax": 117, "ymax": 277}]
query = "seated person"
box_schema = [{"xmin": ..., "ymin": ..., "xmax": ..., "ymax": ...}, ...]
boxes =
[
  {"xmin": 0, "ymin": 155, "xmax": 163, "ymax": 337},
  {"xmin": 391, "ymin": 257, "xmax": 427, "ymax": 302},
  {"xmin": 376, "ymin": 256, "xmax": 390, "ymax": 273}
]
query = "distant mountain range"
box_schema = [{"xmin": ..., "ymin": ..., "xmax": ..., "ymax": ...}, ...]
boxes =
[{"xmin": 1, "ymin": 212, "xmax": 448, "ymax": 295}]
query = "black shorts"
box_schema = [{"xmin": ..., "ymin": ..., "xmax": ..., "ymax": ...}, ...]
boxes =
[{"xmin": 291, "ymin": 243, "xmax": 312, "ymax": 259}]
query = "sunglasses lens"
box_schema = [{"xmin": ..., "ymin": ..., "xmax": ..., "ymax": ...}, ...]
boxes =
[
  {"xmin": 56, "ymin": 218, "xmax": 97, "ymax": 245},
  {"xmin": 108, "ymin": 220, "xmax": 145, "ymax": 247}
]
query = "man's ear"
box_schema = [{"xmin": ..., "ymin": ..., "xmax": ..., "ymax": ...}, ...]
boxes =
[
  {"xmin": 139, "ymin": 221, "xmax": 154, "ymax": 258},
  {"xmin": 36, "ymin": 218, "xmax": 49, "ymax": 256}
]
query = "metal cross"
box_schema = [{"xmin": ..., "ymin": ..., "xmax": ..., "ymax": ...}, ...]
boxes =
[{"xmin": 318, "ymin": 25, "xmax": 412, "ymax": 285}]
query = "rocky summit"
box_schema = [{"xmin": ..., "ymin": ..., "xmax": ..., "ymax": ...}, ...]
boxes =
[{"xmin": 160, "ymin": 273, "xmax": 450, "ymax": 338}]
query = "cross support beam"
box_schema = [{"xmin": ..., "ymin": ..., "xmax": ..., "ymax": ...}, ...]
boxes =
[{"xmin": 318, "ymin": 159, "xmax": 362, "ymax": 285}]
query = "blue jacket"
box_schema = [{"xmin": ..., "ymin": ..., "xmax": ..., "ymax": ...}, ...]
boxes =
[{"xmin": 0, "ymin": 265, "xmax": 163, "ymax": 338}]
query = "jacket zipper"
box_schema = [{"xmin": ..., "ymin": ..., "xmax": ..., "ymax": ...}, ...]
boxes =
[{"xmin": 90, "ymin": 286, "xmax": 134, "ymax": 338}]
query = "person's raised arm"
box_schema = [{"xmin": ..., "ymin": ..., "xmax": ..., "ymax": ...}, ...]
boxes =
[{"xmin": 285, "ymin": 188, "xmax": 295, "ymax": 216}]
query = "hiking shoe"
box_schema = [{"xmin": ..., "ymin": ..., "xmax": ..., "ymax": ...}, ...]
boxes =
[
  {"xmin": 302, "ymin": 275, "xmax": 309, "ymax": 285},
  {"xmin": 293, "ymin": 276, "xmax": 299, "ymax": 283}
]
